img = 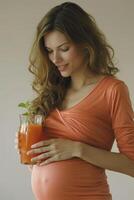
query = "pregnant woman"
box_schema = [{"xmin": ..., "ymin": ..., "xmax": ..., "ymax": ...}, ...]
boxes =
[{"xmin": 23, "ymin": 2, "xmax": 134, "ymax": 200}]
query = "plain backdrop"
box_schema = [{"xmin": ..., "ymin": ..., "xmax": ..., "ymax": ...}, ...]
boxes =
[{"xmin": 0, "ymin": 0, "xmax": 134, "ymax": 199}]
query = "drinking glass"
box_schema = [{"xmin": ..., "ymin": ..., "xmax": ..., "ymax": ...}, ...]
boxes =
[{"xmin": 18, "ymin": 114, "xmax": 47, "ymax": 164}]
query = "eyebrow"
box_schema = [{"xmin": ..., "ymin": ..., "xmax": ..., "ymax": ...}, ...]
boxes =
[{"xmin": 45, "ymin": 42, "xmax": 69, "ymax": 49}]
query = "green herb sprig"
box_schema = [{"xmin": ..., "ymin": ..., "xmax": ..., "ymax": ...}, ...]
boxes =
[{"xmin": 18, "ymin": 101, "xmax": 35, "ymax": 116}]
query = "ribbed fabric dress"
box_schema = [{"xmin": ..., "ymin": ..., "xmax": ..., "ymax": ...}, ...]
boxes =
[{"xmin": 31, "ymin": 76, "xmax": 134, "ymax": 200}]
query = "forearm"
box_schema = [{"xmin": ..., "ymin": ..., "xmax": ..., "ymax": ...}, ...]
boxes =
[{"xmin": 75, "ymin": 142, "xmax": 134, "ymax": 177}]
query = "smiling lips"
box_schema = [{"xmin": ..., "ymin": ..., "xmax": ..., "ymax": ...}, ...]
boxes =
[{"xmin": 58, "ymin": 64, "xmax": 68, "ymax": 72}]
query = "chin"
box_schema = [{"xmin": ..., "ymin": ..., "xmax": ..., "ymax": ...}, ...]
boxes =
[{"xmin": 60, "ymin": 72, "xmax": 70, "ymax": 78}]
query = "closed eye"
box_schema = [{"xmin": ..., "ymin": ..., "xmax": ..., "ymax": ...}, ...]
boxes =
[
  {"xmin": 61, "ymin": 47, "xmax": 69, "ymax": 51},
  {"xmin": 46, "ymin": 47, "xmax": 69, "ymax": 54},
  {"xmin": 45, "ymin": 48, "xmax": 52, "ymax": 53}
]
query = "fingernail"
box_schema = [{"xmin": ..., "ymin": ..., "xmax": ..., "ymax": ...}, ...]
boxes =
[{"xmin": 31, "ymin": 158, "xmax": 35, "ymax": 162}]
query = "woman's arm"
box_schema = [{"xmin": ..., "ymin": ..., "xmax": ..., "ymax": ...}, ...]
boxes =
[{"xmin": 76, "ymin": 141, "xmax": 134, "ymax": 177}]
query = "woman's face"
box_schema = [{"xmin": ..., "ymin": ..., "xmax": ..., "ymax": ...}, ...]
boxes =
[{"xmin": 44, "ymin": 30, "xmax": 88, "ymax": 77}]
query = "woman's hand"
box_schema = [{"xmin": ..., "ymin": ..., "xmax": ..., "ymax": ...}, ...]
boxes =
[{"xmin": 27, "ymin": 138, "xmax": 80, "ymax": 166}]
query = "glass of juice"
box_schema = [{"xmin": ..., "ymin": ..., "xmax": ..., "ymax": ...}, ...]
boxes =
[{"xmin": 18, "ymin": 114, "xmax": 47, "ymax": 164}]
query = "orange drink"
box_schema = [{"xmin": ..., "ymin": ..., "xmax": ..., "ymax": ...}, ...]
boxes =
[{"xmin": 18, "ymin": 114, "xmax": 47, "ymax": 164}]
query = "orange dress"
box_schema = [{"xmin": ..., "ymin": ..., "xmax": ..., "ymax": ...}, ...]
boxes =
[{"xmin": 31, "ymin": 76, "xmax": 134, "ymax": 200}]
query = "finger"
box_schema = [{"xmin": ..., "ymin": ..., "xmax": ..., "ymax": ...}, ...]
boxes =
[
  {"xmin": 15, "ymin": 132, "xmax": 19, "ymax": 137},
  {"xmin": 17, "ymin": 150, "xmax": 21, "ymax": 154},
  {"xmin": 31, "ymin": 139, "xmax": 54, "ymax": 148},
  {"xmin": 27, "ymin": 146, "xmax": 50, "ymax": 155},
  {"xmin": 39, "ymin": 156, "xmax": 57, "ymax": 166},
  {"xmin": 31, "ymin": 151, "xmax": 52, "ymax": 163},
  {"xmin": 14, "ymin": 135, "xmax": 20, "ymax": 144},
  {"xmin": 14, "ymin": 135, "xmax": 21, "ymax": 146},
  {"xmin": 14, "ymin": 138, "xmax": 21, "ymax": 149},
  {"xmin": 14, "ymin": 144, "xmax": 18, "ymax": 149},
  {"xmin": 14, "ymin": 138, "xmax": 19, "ymax": 143},
  {"xmin": 15, "ymin": 146, "xmax": 21, "ymax": 153}
]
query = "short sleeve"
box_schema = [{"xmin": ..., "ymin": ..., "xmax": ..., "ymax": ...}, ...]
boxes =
[{"xmin": 108, "ymin": 81, "xmax": 134, "ymax": 160}]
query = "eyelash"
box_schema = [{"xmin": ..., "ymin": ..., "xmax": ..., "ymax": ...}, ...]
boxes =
[
  {"xmin": 46, "ymin": 48, "xmax": 69, "ymax": 54},
  {"xmin": 61, "ymin": 48, "xmax": 69, "ymax": 52}
]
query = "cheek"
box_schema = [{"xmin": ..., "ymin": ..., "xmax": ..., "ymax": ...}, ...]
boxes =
[
  {"xmin": 68, "ymin": 49, "xmax": 84, "ymax": 65},
  {"xmin": 67, "ymin": 49, "xmax": 82, "ymax": 61}
]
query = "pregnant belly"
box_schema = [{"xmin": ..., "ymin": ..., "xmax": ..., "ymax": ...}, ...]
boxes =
[{"xmin": 31, "ymin": 158, "xmax": 111, "ymax": 200}]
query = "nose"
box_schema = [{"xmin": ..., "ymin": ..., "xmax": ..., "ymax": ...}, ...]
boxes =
[{"xmin": 51, "ymin": 51, "xmax": 62, "ymax": 65}]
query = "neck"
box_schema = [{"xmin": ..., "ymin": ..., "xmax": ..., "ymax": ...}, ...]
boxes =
[{"xmin": 70, "ymin": 70, "xmax": 98, "ymax": 91}]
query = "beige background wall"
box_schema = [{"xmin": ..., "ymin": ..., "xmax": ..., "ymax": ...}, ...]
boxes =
[{"xmin": 0, "ymin": 0, "xmax": 134, "ymax": 199}]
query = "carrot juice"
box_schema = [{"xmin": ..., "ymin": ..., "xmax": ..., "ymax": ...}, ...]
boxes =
[{"xmin": 18, "ymin": 114, "xmax": 47, "ymax": 164}]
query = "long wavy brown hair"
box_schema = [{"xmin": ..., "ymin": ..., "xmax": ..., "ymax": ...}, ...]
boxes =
[{"xmin": 28, "ymin": 1, "xmax": 119, "ymax": 117}]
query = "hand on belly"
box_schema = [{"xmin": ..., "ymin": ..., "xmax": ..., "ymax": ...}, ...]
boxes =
[{"xmin": 27, "ymin": 138, "xmax": 81, "ymax": 166}]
